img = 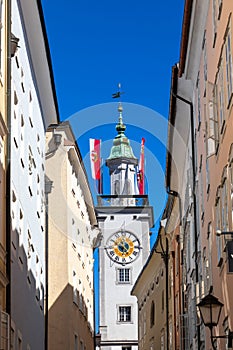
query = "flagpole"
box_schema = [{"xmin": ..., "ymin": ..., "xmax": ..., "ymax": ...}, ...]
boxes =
[
  {"xmin": 98, "ymin": 152, "xmax": 103, "ymax": 194},
  {"xmin": 137, "ymin": 137, "xmax": 145, "ymax": 195},
  {"xmin": 90, "ymin": 138, "xmax": 101, "ymax": 194}
]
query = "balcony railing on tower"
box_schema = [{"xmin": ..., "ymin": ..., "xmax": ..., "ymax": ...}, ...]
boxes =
[{"xmin": 97, "ymin": 194, "xmax": 149, "ymax": 207}]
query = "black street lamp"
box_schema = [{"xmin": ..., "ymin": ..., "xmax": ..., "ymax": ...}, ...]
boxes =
[
  {"xmin": 197, "ymin": 290, "xmax": 233, "ymax": 349},
  {"xmin": 11, "ymin": 33, "xmax": 20, "ymax": 57}
]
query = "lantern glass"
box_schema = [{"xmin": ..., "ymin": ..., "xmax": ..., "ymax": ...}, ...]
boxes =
[{"xmin": 197, "ymin": 293, "xmax": 223, "ymax": 328}]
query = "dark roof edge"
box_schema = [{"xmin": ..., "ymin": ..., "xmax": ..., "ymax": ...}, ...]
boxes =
[
  {"xmin": 166, "ymin": 64, "xmax": 179, "ymax": 190},
  {"xmin": 37, "ymin": 0, "xmax": 60, "ymax": 122},
  {"xmin": 179, "ymin": 0, "xmax": 193, "ymax": 77}
]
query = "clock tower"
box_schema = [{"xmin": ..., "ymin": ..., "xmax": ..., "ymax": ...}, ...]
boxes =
[{"xmin": 96, "ymin": 104, "xmax": 154, "ymax": 350}]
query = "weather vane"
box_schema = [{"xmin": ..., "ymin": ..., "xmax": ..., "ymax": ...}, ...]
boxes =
[{"xmin": 112, "ymin": 83, "xmax": 125, "ymax": 99}]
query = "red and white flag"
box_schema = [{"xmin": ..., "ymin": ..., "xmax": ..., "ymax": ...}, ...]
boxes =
[
  {"xmin": 137, "ymin": 138, "xmax": 145, "ymax": 195},
  {"xmin": 89, "ymin": 139, "xmax": 101, "ymax": 180}
]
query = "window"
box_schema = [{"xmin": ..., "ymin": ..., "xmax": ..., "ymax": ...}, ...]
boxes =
[
  {"xmin": 74, "ymin": 335, "xmax": 78, "ymax": 350},
  {"xmin": 212, "ymin": 0, "xmax": 217, "ymax": 46},
  {"xmin": 203, "ymin": 32, "xmax": 208, "ymax": 85},
  {"xmin": 125, "ymin": 179, "xmax": 131, "ymax": 195},
  {"xmin": 117, "ymin": 268, "xmax": 130, "ymax": 283},
  {"xmin": 143, "ymin": 312, "xmax": 146, "ymax": 335},
  {"xmin": 196, "ymin": 75, "xmax": 201, "ymax": 128},
  {"xmin": 40, "ymin": 283, "xmax": 44, "ymax": 310},
  {"xmin": 161, "ymin": 330, "xmax": 165, "ymax": 350},
  {"xmin": 162, "ymin": 290, "xmax": 164, "ymax": 313},
  {"xmin": 205, "ymin": 83, "xmax": 216, "ymax": 157},
  {"xmin": 200, "ymin": 171, "xmax": 204, "ymax": 219},
  {"xmin": 29, "ymin": 116, "xmax": 33, "ymax": 128},
  {"xmin": 114, "ymin": 180, "xmax": 120, "ymax": 195},
  {"xmin": 150, "ymin": 301, "xmax": 155, "ymax": 328},
  {"xmin": 28, "ymin": 146, "xmax": 35, "ymax": 177},
  {"xmin": 20, "ymin": 114, "xmax": 25, "ymax": 166},
  {"xmin": 218, "ymin": 0, "xmax": 223, "ymax": 19},
  {"xmin": 139, "ymin": 314, "xmax": 142, "ymax": 340},
  {"xmin": 230, "ymin": 164, "xmax": 233, "ymax": 220},
  {"xmin": 228, "ymin": 146, "xmax": 233, "ymax": 228},
  {"xmin": 122, "ymin": 347, "xmax": 131, "ymax": 350},
  {"xmin": 215, "ymin": 188, "xmax": 223, "ymax": 266},
  {"xmin": 216, "ymin": 61, "xmax": 225, "ymax": 131},
  {"xmin": 225, "ymin": 22, "xmax": 233, "ymax": 104},
  {"xmin": 223, "ymin": 318, "xmax": 229, "ymax": 350},
  {"xmin": 203, "ymin": 247, "xmax": 210, "ymax": 294},
  {"xmin": 207, "ymin": 222, "xmax": 213, "ymax": 287},
  {"xmin": 10, "ymin": 326, "xmax": 15, "ymax": 350},
  {"xmin": 18, "ymin": 335, "xmax": 22, "ymax": 350},
  {"xmin": 169, "ymin": 318, "xmax": 173, "ymax": 349},
  {"xmin": 222, "ymin": 178, "xmax": 228, "ymax": 232},
  {"xmin": 118, "ymin": 306, "xmax": 131, "ymax": 322},
  {"xmin": 184, "ymin": 222, "xmax": 191, "ymax": 273},
  {"xmin": 206, "ymin": 159, "xmax": 210, "ymax": 192},
  {"xmin": 226, "ymin": 238, "xmax": 233, "ymax": 272}
]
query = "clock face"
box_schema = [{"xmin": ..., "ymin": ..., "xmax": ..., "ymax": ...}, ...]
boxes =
[{"xmin": 105, "ymin": 230, "xmax": 141, "ymax": 265}]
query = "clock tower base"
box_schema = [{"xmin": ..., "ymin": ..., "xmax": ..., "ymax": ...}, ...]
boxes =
[{"xmin": 96, "ymin": 195, "xmax": 154, "ymax": 350}]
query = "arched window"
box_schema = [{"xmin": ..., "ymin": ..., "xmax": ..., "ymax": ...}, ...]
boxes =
[
  {"xmin": 114, "ymin": 180, "xmax": 120, "ymax": 195},
  {"xmin": 125, "ymin": 179, "xmax": 131, "ymax": 195},
  {"xmin": 150, "ymin": 300, "xmax": 155, "ymax": 328}
]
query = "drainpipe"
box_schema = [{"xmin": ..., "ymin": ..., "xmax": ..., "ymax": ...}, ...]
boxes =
[
  {"xmin": 6, "ymin": 0, "xmax": 12, "ymax": 319},
  {"xmin": 165, "ymin": 237, "xmax": 169, "ymax": 350},
  {"xmin": 165, "ymin": 189, "xmax": 181, "ymax": 350},
  {"xmin": 92, "ymin": 230, "xmax": 102, "ymax": 350},
  {"xmin": 44, "ymin": 179, "xmax": 53, "ymax": 350},
  {"xmin": 155, "ymin": 227, "xmax": 169, "ymax": 350},
  {"xmin": 171, "ymin": 92, "xmax": 200, "ymax": 348},
  {"xmin": 160, "ymin": 235, "xmax": 169, "ymax": 350}
]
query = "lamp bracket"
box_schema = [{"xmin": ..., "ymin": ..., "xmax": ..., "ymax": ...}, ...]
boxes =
[{"xmin": 212, "ymin": 331, "xmax": 233, "ymax": 348}]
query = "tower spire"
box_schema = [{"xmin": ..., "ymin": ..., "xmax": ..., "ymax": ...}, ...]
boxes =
[
  {"xmin": 116, "ymin": 102, "xmax": 126, "ymax": 135},
  {"xmin": 106, "ymin": 95, "xmax": 137, "ymax": 163}
]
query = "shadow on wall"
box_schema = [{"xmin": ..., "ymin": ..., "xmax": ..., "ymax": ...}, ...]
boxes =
[
  {"xmin": 48, "ymin": 283, "xmax": 94, "ymax": 350},
  {"xmin": 11, "ymin": 227, "xmax": 44, "ymax": 349}
]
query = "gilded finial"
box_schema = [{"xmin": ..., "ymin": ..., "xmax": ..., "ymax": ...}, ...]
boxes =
[{"xmin": 118, "ymin": 102, "xmax": 123, "ymax": 113}]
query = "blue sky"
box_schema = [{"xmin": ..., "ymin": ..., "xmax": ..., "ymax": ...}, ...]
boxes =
[{"xmin": 41, "ymin": 0, "xmax": 185, "ymax": 243}]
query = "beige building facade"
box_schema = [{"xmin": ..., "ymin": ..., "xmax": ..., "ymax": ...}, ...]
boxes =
[
  {"xmin": 0, "ymin": 0, "xmax": 11, "ymax": 347},
  {"xmin": 165, "ymin": 0, "xmax": 233, "ymax": 349},
  {"xmin": 0, "ymin": 0, "xmax": 10, "ymax": 309},
  {"xmin": 46, "ymin": 122, "xmax": 99, "ymax": 350},
  {"xmin": 137, "ymin": 1, "xmax": 233, "ymax": 349},
  {"xmin": 192, "ymin": 0, "xmax": 233, "ymax": 348},
  {"xmin": 10, "ymin": 0, "xmax": 59, "ymax": 348},
  {"xmin": 132, "ymin": 222, "xmax": 172, "ymax": 350}
]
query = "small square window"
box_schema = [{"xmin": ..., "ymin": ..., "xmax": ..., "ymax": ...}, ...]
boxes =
[
  {"xmin": 118, "ymin": 306, "xmax": 131, "ymax": 322},
  {"xmin": 117, "ymin": 268, "xmax": 130, "ymax": 283}
]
